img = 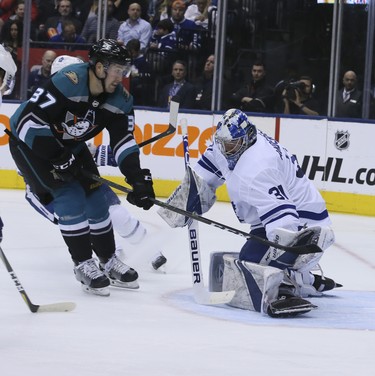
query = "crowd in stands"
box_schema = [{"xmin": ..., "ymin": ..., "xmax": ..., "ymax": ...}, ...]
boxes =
[{"xmin": 0, "ymin": 0, "xmax": 372, "ymax": 118}]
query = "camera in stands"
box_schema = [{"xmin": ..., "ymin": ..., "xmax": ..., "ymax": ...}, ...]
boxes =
[{"xmin": 284, "ymin": 81, "xmax": 306, "ymax": 100}]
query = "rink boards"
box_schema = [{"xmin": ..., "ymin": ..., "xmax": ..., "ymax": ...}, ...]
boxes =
[{"xmin": 1, "ymin": 103, "xmax": 374, "ymax": 216}]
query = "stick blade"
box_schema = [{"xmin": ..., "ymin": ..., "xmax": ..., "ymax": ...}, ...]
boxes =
[
  {"xmin": 169, "ymin": 100, "xmax": 179, "ymax": 128},
  {"xmin": 193, "ymin": 289, "xmax": 235, "ymax": 305},
  {"xmin": 36, "ymin": 302, "xmax": 76, "ymax": 313}
]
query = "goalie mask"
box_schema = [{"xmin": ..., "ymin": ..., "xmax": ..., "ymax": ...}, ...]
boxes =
[
  {"xmin": 214, "ymin": 109, "xmax": 257, "ymax": 170},
  {"xmin": 0, "ymin": 45, "xmax": 17, "ymax": 98}
]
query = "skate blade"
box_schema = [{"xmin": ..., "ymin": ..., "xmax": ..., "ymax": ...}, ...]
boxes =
[
  {"xmin": 81, "ymin": 284, "xmax": 110, "ymax": 296},
  {"xmin": 110, "ymin": 279, "xmax": 140, "ymax": 289}
]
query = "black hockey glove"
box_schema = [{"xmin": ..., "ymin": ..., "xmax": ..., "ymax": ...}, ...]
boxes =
[
  {"xmin": 126, "ymin": 169, "xmax": 155, "ymax": 210},
  {"xmin": 51, "ymin": 149, "xmax": 80, "ymax": 182}
]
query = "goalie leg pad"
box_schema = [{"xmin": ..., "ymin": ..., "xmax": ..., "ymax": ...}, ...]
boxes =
[
  {"xmin": 208, "ymin": 251, "xmax": 239, "ymax": 292},
  {"xmin": 222, "ymin": 256, "xmax": 284, "ymax": 314}
]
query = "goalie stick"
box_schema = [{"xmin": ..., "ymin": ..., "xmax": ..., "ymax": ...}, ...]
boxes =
[
  {"xmin": 81, "ymin": 171, "xmax": 322, "ymax": 255},
  {"xmin": 0, "ymin": 246, "xmax": 76, "ymax": 313},
  {"xmin": 181, "ymin": 118, "xmax": 235, "ymax": 305},
  {"xmin": 137, "ymin": 101, "xmax": 179, "ymax": 147}
]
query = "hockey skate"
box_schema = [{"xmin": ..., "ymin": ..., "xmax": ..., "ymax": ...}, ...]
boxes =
[
  {"xmin": 151, "ymin": 252, "xmax": 167, "ymax": 272},
  {"xmin": 282, "ymin": 267, "xmax": 342, "ymax": 298},
  {"xmin": 312, "ymin": 274, "xmax": 342, "ymax": 293},
  {"xmin": 99, "ymin": 254, "xmax": 139, "ymax": 289},
  {"xmin": 74, "ymin": 258, "xmax": 111, "ymax": 296}
]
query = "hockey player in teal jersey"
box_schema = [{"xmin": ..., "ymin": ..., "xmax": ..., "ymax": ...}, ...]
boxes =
[{"xmin": 8, "ymin": 39, "xmax": 156, "ymax": 296}]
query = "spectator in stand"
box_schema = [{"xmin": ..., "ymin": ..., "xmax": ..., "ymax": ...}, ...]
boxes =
[
  {"xmin": 126, "ymin": 38, "xmax": 153, "ymax": 106},
  {"xmin": 0, "ymin": 20, "xmax": 22, "ymax": 99},
  {"xmin": 117, "ymin": 2, "xmax": 152, "ymax": 52},
  {"xmin": 335, "ymin": 70, "xmax": 362, "ymax": 119},
  {"xmin": 5, "ymin": 0, "xmax": 38, "ymax": 40},
  {"xmin": 157, "ymin": 59, "xmax": 196, "ymax": 108},
  {"xmin": 148, "ymin": 0, "xmax": 173, "ymax": 27},
  {"xmin": 192, "ymin": 54, "xmax": 217, "ymax": 110},
  {"xmin": 192, "ymin": 54, "xmax": 230, "ymax": 110},
  {"xmin": 231, "ymin": 61, "xmax": 275, "ymax": 113},
  {"xmin": 71, "ymin": 0, "xmax": 100, "ymax": 25},
  {"xmin": 170, "ymin": 0, "xmax": 200, "ymax": 50},
  {"xmin": 49, "ymin": 20, "xmax": 85, "ymax": 50},
  {"xmin": 35, "ymin": 0, "xmax": 59, "ymax": 26},
  {"xmin": 184, "ymin": 0, "xmax": 212, "ymax": 29},
  {"xmin": 82, "ymin": 0, "xmax": 99, "ymax": 20},
  {"xmin": 0, "ymin": 0, "xmax": 38, "ymax": 35},
  {"xmin": 0, "ymin": 19, "xmax": 22, "ymax": 57},
  {"xmin": 149, "ymin": 18, "xmax": 176, "ymax": 50},
  {"xmin": 282, "ymin": 76, "xmax": 320, "ymax": 116},
  {"xmin": 37, "ymin": 0, "xmax": 82, "ymax": 41},
  {"xmin": 81, "ymin": 0, "xmax": 120, "ymax": 43},
  {"xmin": 113, "ymin": 0, "xmax": 149, "ymax": 22},
  {"xmin": 27, "ymin": 50, "xmax": 57, "ymax": 98},
  {"xmin": 148, "ymin": 18, "xmax": 177, "ymax": 77}
]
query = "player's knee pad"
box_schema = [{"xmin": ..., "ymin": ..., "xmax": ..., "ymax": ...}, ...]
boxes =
[
  {"xmin": 208, "ymin": 251, "xmax": 239, "ymax": 292},
  {"xmin": 222, "ymin": 255, "xmax": 284, "ymax": 314}
]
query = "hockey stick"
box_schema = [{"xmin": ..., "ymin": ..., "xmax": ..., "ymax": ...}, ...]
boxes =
[
  {"xmin": 81, "ymin": 171, "xmax": 321, "ymax": 255},
  {"xmin": 137, "ymin": 101, "xmax": 179, "ymax": 147},
  {"xmin": 0, "ymin": 246, "xmax": 76, "ymax": 313},
  {"xmin": 181, "ymin": 118, "xmax": 235, "ymax": 305},
  {"xmin": 3, "ymin": 101, "xmax": 178, "ymax": 150}
]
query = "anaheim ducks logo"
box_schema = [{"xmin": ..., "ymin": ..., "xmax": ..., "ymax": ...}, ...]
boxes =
[
  {"xmin": 61, "ymin": 110, "xmax": 97, "ymax": 139},
  {"xmin": 64, "ymin": 70, "xmax": 79, "ymax": 84}
]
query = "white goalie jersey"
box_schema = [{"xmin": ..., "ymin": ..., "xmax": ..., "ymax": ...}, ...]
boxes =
[{"xmin": 194, "ymin": 129, "xmax": 332, "ymax": 239}]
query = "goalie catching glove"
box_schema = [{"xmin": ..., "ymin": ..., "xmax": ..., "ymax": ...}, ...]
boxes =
[
  {"xmin": 157, "ymin": 167, "xmax": 216, "ymax": 227},
  {"xmin": 126, "ymin": 169, "xmax": 155, "ymax": 210}
]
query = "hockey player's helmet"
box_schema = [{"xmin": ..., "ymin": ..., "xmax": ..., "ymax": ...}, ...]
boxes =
[
  {"xmin": 88, "ymin": 39, "xmax": 131, "ymax": 71},
  {"xmin": 214, "ymin": 109, "xmax": 257, "ymax": 170},
  {"xmin": 0, "ymin": 45, "xmax": 17, "ymax": 96},
  {"xmin": 51, "ymin": 55, "xmax": 84, "ymax": 75}
]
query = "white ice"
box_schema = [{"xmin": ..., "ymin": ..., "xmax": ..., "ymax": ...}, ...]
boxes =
[{"xmin": 0, "ymin": 189, "xmax": 374, "ymax": 376}]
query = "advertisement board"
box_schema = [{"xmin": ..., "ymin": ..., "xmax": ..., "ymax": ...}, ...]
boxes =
[{"xmin": 1, "ymin": 103, "xmax": 374, "ymax": 215}]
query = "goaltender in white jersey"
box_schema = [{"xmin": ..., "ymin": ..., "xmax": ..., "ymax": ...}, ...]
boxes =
[{"xmin": 159, "ymin": 108, "xmax": 341, "ymax": 317}]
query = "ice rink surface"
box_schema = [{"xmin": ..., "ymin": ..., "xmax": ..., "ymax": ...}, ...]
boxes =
[{"xmin": 0, "ymin": 189, "xmax": 374, "ymax": 376}]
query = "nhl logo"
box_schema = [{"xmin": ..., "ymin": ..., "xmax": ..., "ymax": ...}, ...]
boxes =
[{"xmin": 335, "ymin": 130, "xmax": 350, "ymax": 150}]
